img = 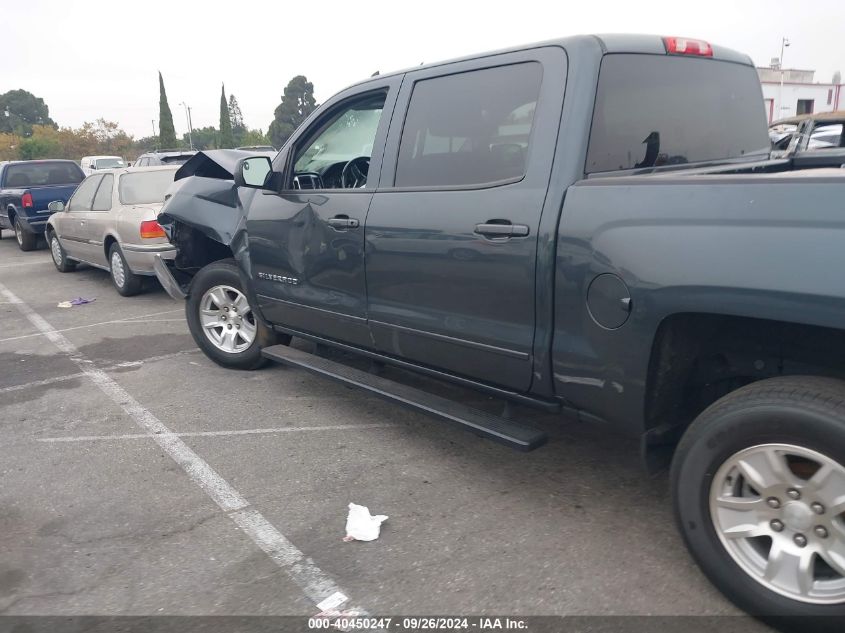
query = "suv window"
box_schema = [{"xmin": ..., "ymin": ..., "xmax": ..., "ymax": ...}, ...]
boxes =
[
  {"xmin": 395, "ymin": 63, "xmax": 542, "ymax": 188},
  {"xmin": 92, "ymin": 174, "xmax": 114, "ymax": 211},
  {"xmin": 67, "ymin": 175, "xmax": 103, "ymax": 212},
  {"xmin": 292, "ymin": 92, "xmax": 386, "ymax": 189},
  {"xmin": 586, "ymin": 55, "xmax": 770, "ymax": 173}
]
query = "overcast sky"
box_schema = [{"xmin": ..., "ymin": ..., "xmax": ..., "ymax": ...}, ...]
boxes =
[{"xmin": 2, "ymin": 0, "xmax": 844, "ymax": 139}]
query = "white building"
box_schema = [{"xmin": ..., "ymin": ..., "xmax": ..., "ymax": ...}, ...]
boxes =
[{"xmin": 758, "ymin": 65, "xmax": 843, "ymax": 123}]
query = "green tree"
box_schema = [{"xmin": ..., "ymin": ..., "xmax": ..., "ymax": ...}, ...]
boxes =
[
  {"xmin": 228, "ymin": 93, "xmax": 246, "ymax": 144},
  {"xmin": 158, "ymin": 71, "xmax": 177, "ymax": 148},
  {"xmin": 238, "ymin": 128, "xmax": 272, "ymax": 148},
  {"xmin": 268, "ymin": 75, "xmax": 316, "ymax": 149},
  {"xmin": 0, "ymin": 89, "xmax": 56, "ymax": 136},
  {"xmin": 219, "ymin": 84, "xmax": 234, "ymax": 149},
  {"xmin": 182, "ymin": 126, "xmax": 219, "ymax": 151}
]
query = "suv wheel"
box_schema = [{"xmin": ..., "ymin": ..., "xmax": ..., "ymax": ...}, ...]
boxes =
[
  {"xmin": 672, "ymin": 376, "xmax": 845, "ymax": 620},
  {"xmin": 14, "ymin": 217, "xmax": 38, "ymax": 251},
  {"xmin": 109, "ymin": 244, "xmax": 143, "ymax": 296},
  {"xmin": 49, "ymin": 232, "xmax": 76, "ymax": 272},
  {"xmin": 185, "ymin": 259, "xmax": 286, "ymax": 370}
]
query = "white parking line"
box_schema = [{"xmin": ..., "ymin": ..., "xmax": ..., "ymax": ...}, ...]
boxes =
[
  {"xmin": 0, "ymin": 281, "xmax": 365, "ymax": 615},
  {"xmin": 0, "ymin": 309, "xmax": 184, "ymax": 344},
  {"xmin": 37, "ymin": 423, "xmax": 394, "ymax": 443},
  {"xmin": 0, "ymin": 349, "xmax": 200, "ymax": 395},
  {"xmin": 0, "ymin": 259, "xmax": 52, "ymax": 269}
]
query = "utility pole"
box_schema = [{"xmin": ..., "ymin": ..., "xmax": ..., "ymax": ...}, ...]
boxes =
[
  {"xmin": 180, "ymin": 102, "xmax": 194, "ymax": 150},
  {"xmin": 151, "ymin": 119, "xmax": 157, "ymax": 149},
  {"xmin": 779, "ymin": 37, "xmax": 790, "ymax": 118}
]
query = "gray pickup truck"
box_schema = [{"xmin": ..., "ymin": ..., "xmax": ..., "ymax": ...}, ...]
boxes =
[{"xmin": 155, "ymin": 34, "xmax": 845, "ymax": 621}]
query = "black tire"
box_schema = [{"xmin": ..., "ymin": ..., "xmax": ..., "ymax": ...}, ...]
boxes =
[
  {"xmin": 672, "ymin": 376, "xmax": 845, "ymax": 626},
  {"xmin": 14, "ymin": 217, "xmax": 38, "ymax": 251},
  {"xmin": 109, "ymin": 243, "xmax": 143, "ymax": 297},
  {"xmin": 47, "ymin": 231, "xmax": 77, "ymax": 273},
  {"xmin": 185, "ymin": 259, "xmax": 286, "ymax": 370}
]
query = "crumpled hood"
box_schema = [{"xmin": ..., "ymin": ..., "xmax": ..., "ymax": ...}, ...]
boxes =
[{"xmin": 174, "ymin": 149, "xmax": 276, "ymax": 181}]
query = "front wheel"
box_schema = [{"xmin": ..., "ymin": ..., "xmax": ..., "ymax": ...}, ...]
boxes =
[
  {"xmin": 185, "ymin": 259, "xmax": 285, "ymax": 370},
  {"xmin": 672, "ymin": 376, "xmax": 845, "ymax": 621},
  {"xmin": 49, "ymin": 232, "xmax": 76, "ymax": 272}
]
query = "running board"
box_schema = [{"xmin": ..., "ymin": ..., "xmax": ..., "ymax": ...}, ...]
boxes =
[{"xmin": 262, "ymin": 344, "xmax": 548, "ymax": 452}]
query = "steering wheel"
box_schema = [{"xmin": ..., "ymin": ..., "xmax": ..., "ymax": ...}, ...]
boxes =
[{"xmin": 340, "ymin": 156, "xmax": 370, "ymax": 189}]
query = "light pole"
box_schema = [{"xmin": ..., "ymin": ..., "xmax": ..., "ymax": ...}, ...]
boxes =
[
  {"xmin": 179, "ymin": 102, "xmax": 194, "ymax": 150},
  {"xmin": 151, "ymin": 119, "xmax": 157, "ymax": 149},
  {"xmin": 779, "ymin": 37, "xmax": 790, "ymax": 118}
]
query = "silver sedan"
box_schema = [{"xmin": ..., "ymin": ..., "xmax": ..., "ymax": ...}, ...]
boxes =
[{"xmin": 46, "ymin": 166, "xmax": 178, "ymax": 296}]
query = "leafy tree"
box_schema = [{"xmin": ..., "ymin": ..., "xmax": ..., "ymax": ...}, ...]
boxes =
[
  {"xmin": 228, "ymin": 94, "xmax": 246, "ymax": 144},
  {"xmin": 268, "ymin": 75, "xmax": 317, "ymax": 149},
  {"xmin": 0, "ymin": 89, "xmax": 56, "ymax": 136},
  {"xmin": 219, "ymin": 84, "xmax": 234, "ymax": 149},
  {"xmin": 158, "ymin": 71, "xmax": 177, "ymax": 148},
  {"xmin": 0, "ymin": 132, "xmax": 22, "ymax": 160},
  {"xmin": 182, "ymin": 126, "xmax": 219, "ymax": 151},
  {"xmin": 238, "ymin": 128, "xmax": 272, "ymax": 148}
]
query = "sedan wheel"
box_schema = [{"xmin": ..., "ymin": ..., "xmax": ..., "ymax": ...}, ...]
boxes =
[
  {"xmin": 199, "ymin": 285, "xmax": 258, "ymax": 354},
  {"xmin": 49, "ymin": 234, "xmax": 76, "ymax": 272}
]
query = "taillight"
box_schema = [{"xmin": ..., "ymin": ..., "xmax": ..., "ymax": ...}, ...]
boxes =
[
  {"xmin": 663, "ymin": 36, "xmax": 713, "ymax": 57},
  {"xmin": 140, "ymin": 220, "xmax": 166, "ymax": 239},
  {"xmin": 21, "ymin": 192, "xmax": 33, "ymax": 208}
]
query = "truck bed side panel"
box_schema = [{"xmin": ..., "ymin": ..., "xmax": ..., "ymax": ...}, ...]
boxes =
[{"xmin": 553, "ymin": 175, "xmax": 845, "ymax": 435}]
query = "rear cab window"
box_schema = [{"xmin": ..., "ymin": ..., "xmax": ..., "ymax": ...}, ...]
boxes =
[
  {"xmin": 586, "ymin": 55, "xmax": 770, "ymax": 174},
  {"xmin": 4, "ymin": 161, "xmax": 84, "ymax": 187}
]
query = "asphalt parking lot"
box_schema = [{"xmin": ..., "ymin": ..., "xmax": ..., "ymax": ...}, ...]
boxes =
[{"xmin": 0, "ymin": 235, "xmax": 771, "ymax": 627}]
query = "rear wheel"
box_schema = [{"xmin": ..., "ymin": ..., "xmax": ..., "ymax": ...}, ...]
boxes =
[
  {"xmin": 109, "ymin": 244, "xmax": 143, "ymax": 296},
  {"xmin": 672, "ymin": 376, "xmax": 845, "ymax": 622},
  {"xmin": 48, "ymin": 232, "xmax": 76, "ymax": 272},
  {"xmin": 14, "ymin": 217, "xmax": 38, "ymax": 251},
  {"xmin": 185, "ymin": 259, "xmax": 287, "ymax": 370}
]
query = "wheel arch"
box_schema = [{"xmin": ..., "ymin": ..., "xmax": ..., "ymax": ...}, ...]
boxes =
[{"xmin": 641, "ymin": 312, "xmax": 845, "ymax": 472}]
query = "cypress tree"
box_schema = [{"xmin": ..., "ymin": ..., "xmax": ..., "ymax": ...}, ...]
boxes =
[
  {"xmin": 219, "ymin": 84, "xmax": 233, "ymax": 149},
  {"xmin": 158, "ymin": 72, "xmax": 177, "ymax": 148}
]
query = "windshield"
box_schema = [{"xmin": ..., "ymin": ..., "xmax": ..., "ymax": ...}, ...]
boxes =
[
  {"xmin": 94, "ymin": 157, "xmax": 125, "ymax": 169},
  {"xmin": 4, "ymin": 161, "xmax": 84, "ymax": 187},
  {"xmin": 119, "ymin": 169, "xmax": 177, "ymax": 205}
]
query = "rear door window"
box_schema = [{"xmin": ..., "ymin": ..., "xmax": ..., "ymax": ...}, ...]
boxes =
[
  {"xmin": 67, "ymin": 175, "xmax": 103, "ymax": 212},
  {"xmin": 394, "ymin": 63, "xmax": 542, "ymax": 188},
  {"xmin": 92, "ymin": 174, "xmax": 114, "ymax": 211},
  {"xmin": 586, "ymin": 55, "xmax": 770, "ymax": 173}
]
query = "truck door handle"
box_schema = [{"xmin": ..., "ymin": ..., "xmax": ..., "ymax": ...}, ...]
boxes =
[
  {"xmin": 327, "ymin": 215, "xmax": 359, "ymax": 229},
  {"xmin": 474, "ymin": 221, "xmax": 529, "ymax": 238}
]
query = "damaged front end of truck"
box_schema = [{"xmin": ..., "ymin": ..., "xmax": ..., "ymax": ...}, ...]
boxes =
[{"xmin": 153, "ymin": 150, "xmax": 272, "ymax": 301}]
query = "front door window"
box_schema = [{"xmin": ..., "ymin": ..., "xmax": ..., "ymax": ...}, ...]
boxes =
[{"xmin": 290, "ymin": 92, "xmax": 386, "ymax": 190}]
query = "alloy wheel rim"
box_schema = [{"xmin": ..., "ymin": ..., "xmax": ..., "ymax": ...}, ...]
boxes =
[
  {"xmin": 199, "ymin": 285, "xmax": 257, "ymax": 354},
  {"xmin": 15, "ymin": 223, "xmax": 22, "ymax": 245},
  {"xmin": 51, "ymin": 237, "xmax": 62, "ymax": 265},
  {"xmin": 710, "ymin": 443, "xmax": 845, "ymax": 604},
  {"xmin": 111, "ymin": 251, "xmax": 125, "ymax": 288}
]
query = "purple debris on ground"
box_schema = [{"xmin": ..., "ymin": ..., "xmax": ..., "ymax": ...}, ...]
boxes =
[{"xmin": 69, "ymin": 297, "xmax": 96, "ymax": 305}]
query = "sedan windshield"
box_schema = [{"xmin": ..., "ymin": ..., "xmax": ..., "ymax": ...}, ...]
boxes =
[{"xmin": 119, "ymin": 169, "xmax": 177, "ymax": 205}]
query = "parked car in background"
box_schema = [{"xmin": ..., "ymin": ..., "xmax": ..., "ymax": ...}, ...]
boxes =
[
  {"xmin": 235, "ymin": 145, "xmax": 277, "ymax": 152},
  {"xmin": 46, "ymin": 166, "xmax": 177, "ymax": 296},
  {"xmin": 157, "ymin": 34, "xmax": 845, "ymax": 621},
  {"xmin": 0, "ymin": 160, "xmax": 85, "ymax": 250},
  {"xmin": 133, "ymin": 149, "xmax": 197, "ymax": 167},
  {"xmin": 80, "ymin": 155, "xmax": 126, "ymax": 175},
  {"xmin": 770, "ymin": 111, "xmax": 845, "ymax": 166}
]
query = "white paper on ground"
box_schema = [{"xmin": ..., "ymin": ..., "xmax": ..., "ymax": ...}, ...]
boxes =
[{"xmin": 344, "ymin": 502, "xmax": 388, "ymax": 542}]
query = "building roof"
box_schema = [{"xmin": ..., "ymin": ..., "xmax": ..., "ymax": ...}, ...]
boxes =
[{"xmin": 771, "ymin": 110, "xmax": 845, "ymax": 126}]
